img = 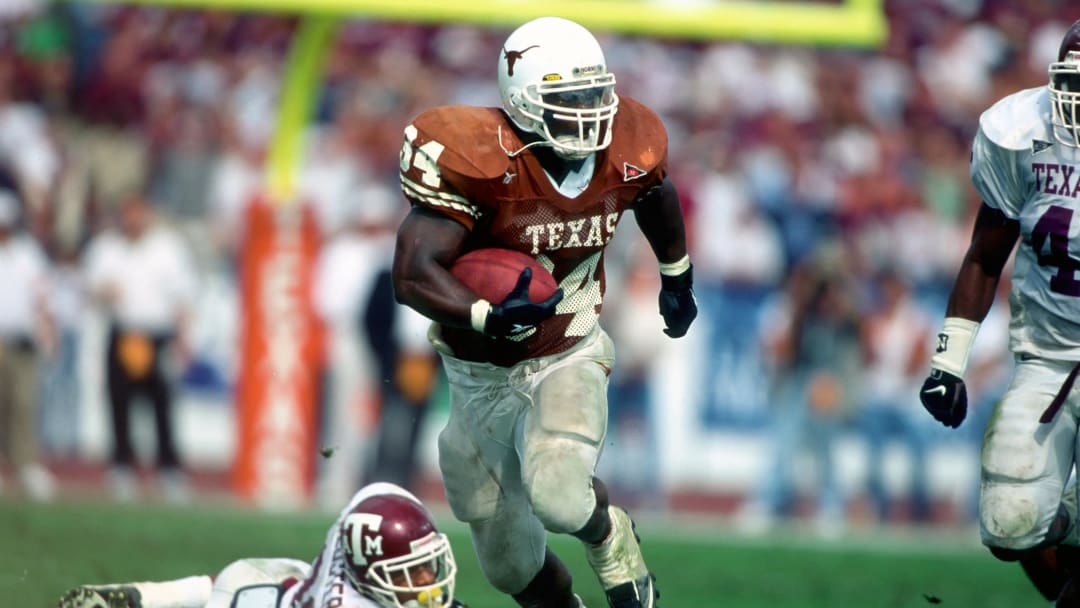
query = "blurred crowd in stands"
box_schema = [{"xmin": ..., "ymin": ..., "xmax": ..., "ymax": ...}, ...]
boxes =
[{"xmin": 0, "ymin": 0, "xmax": 1069, "ymax": 529}]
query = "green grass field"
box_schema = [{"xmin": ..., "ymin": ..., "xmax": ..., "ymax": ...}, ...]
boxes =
[{"xmin": 1, "ymin": 498, "xmax": 1047, "ymax": 608}]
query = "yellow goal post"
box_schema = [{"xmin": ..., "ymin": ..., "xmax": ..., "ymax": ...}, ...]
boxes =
[{"xmin": 83, "ymin": 0, "xmax": 887, "ymax": 202}]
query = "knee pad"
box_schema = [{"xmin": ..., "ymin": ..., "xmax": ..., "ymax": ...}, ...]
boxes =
[
  {"xmin": 527, "ymin": 461, "xmax": 596, "ymax": 534},
  {"xmin": 981, "ymin": 484, "xmax": 1057, "ymax": 551},
  {"xmin": 571, "ymin": 477, "xmax": 611, "ymax": 543}
]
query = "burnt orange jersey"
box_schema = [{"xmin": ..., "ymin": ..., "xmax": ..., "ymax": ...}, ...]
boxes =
[{"xmin": 399, "ymin": 97, "xmax": 668, "ymax": 366}]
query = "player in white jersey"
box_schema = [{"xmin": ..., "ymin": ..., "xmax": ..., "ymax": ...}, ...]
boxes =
[
  {"xmin": 57, "ymin": 482, "xmax": 463, "ymax": 608},
  {"xmin": 919, "ymin": 19, "xmax": 1080, "ymax": 605}
]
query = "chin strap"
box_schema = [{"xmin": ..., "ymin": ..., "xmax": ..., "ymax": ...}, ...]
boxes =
[{"xmin": 498, "ymin": 125, "xmax": 550, "ymax": 158}]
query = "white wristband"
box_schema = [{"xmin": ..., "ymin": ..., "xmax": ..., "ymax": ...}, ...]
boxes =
[
  {"xmin": 470, "ymin": 299, "xmax": 492, "ymax": 334},
  {"xmin": 659, "ymin": 254, "xmax": 691, "ymax": 276},
  {"xmin": 929, "ymin": 317, "xmax": 981, "ymax": 377}
]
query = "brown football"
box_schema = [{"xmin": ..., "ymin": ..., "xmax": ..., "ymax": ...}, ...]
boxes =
[{"xmin": 450, "ymin": 248, "xmax": 558, "ymax": 303}]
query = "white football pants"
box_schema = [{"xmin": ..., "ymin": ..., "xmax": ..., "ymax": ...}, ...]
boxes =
[
  {"xmin": 436, "ymin": 327, "xmax": 615, "ymax": 594},
  {"xmin": 980, "ymin": 356, "xmax": 1080, "ymax": 551},
  {"xmin": 206, "ymin": 558, "xmax": 310, "ymax": 608}
]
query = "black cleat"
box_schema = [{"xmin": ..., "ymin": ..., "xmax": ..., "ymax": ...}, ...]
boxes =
[{"xmin": 57, "ymin": 585, "xmax": 143, "ymax": 608}]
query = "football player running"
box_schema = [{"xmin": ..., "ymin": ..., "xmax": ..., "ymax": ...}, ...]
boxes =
[
  {"xmin": 57, "ymin": 482, "xmax": 463, "ymax": 608},
  {"xmin": 919, "ymin": 19, "xmax": 1080, "ymax": 606},
  {"xmin": 392, "ymin": 16, "xmax": 696, "ymax": 608}
]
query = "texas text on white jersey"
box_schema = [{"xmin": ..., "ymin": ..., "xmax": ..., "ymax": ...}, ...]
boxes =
[{"xmin": 972, "ymin": 85, "xmax": 1080, "ymax": 361}]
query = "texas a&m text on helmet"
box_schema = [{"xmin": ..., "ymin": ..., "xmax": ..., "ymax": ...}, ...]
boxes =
[{"xmin": 338, "ymin": 490, "xmax": 457, "ymax": 608}]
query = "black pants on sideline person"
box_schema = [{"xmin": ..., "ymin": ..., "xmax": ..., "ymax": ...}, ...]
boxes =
[
  {"xmin": 363, "ymin": 269, "xmax": 436, "ymax": 492},
  {"xmin": 106, "ymin": 325, "xmax": 180, "ymax": 470}
]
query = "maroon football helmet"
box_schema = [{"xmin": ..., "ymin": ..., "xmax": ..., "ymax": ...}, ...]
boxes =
[
  {"xmin": 1049, "ymin": 20, "xmax": 1080, "ymax": 146},
  {"xmin": 338, "ymin": 488, "xmax": 456, "ymax": 608}
]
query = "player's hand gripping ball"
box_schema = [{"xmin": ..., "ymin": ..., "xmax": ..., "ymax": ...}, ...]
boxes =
[
  {"xmin": 451, "ymin": 248, "xmax": 563, "ymax": 338},
  {"xmin": 450, "ymin": 248, "xmax": 558, "ymax": 303}
]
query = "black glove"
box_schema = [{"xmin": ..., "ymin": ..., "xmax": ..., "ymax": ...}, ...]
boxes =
[
  {"xmin": 920, "ymin": 368, "xmax": 968, "ymax": 428},
  {"xmin": 658, "ymin": 265, "xmax": 697, "ymax": 338},
  {"xmin": 484, "ymin": 268, "xmax": 564, "ymax": 338}
]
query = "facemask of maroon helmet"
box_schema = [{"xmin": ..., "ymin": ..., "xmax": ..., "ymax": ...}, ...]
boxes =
[{"xmin": 339, "ymin": 494, "xmax": 457, "ymax": 608}]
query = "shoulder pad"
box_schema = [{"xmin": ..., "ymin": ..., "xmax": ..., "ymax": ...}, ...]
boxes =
[
  {"xmin": 409, "ymin": 106, "xmax": 512, "ymax": 181},
  {"xmin": 978, "ymin": 87, "xmax": 1052, "ymax": 151},
  {"xmin": 605, "ymin": 96, "xmax": 668, "ymax": 176}
]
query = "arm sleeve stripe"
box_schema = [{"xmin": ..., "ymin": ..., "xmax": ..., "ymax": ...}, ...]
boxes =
[{"xmin": 400, "ymin": 175, "xmax": 482, "ymax": 219}]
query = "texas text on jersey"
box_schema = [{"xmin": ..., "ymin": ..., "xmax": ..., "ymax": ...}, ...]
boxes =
[
  {"xmin": 971, "ymin": 85, "xmax": 1080, "ymax": 360},
  {"xmin": 398, "ymin": 96, "xmax": 668, "ymax": 366}
]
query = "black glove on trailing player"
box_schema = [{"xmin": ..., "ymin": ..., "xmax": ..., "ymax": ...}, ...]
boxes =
[
  {"xmin": 919, "ymin": 368, "xmax": 968, "ymax": 428},
  {"xmin": 484, "ymin": 268, "xmax": 564, "ymax": 338},
  {"xmin": 658, "ymin": 265, "xmax": 697, "ymax": 338}
]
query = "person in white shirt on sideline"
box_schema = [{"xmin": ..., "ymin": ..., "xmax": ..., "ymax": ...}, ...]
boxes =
[
  {"xmin": 84, "ymin": 191, "xmax": 198, "ymax": 502},
  {"xmin": 311, "ymin": 183, "xmax": 400, "ymax": 507},
  {"xmin": 0, "ymin": 188, "xmax": 56, "ymax": 500}
]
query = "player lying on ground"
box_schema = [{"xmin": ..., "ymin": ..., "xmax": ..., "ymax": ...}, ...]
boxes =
[{"xmin": 57, "ymin": 482, "xmax": 464, "ymax": 608}]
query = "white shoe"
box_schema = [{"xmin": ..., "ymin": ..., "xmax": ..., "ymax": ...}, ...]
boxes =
[
  {"xmin": 813, "ymin": 512, "xmax": 845, "ymax": 541},
  {"xmin": 734, "ymin": 502, "xmax": 776, "ymax": 536},
  {"xmin": 108, "ymin": 466, "xmax": 138, "ymax": 503},
  {"xmin": 158, "ymin": 469, "xmax": 191, "ymax": 505},
  {"xmin": 18, "ymin": 464, "xmax": 56, "ymax": 501},
  {"xmin": 57, "ymin": 584, "xmax": 143, "ymax": 608},
  {"xmin": 584, "ymin": 506, "xmax": 658, "ymax": 608}
]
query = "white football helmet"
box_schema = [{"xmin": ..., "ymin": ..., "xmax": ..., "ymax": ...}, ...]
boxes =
[
  {"xmin": 1049, "ymin": 21, "xmax": 1080, "ymax": 147},
  {"xmin": 497, "ymin": 16, "xmax": 619, "ymax": 159}
]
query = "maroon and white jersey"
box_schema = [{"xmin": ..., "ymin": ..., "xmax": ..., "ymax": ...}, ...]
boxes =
[
  {"xmin": 972, "ymin": 86, "xmax": 1080, "ymax": 360},
  {"xmin": 399, "ymin": 97, "xmax": 668, "ymax": 366}
]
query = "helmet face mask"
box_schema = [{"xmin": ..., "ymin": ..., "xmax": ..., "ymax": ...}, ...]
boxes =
[
  {"xmin": 1050, "ymin": 51, "xmax": 1080, "ymax": 147},
  {"xmin": 362, "ymin": 532, "xmax": 456, "ymax": 608},
  {"xmin": 339, "ymin": 493, "xmax": 457, "ymax": 608},
  {"xmin": 1050, "ymin": 21, "xmax": 1080, "ymax": 147},
  {"xmin": 498, "ymin": 17, "xmax": 619, "ymax": 159},
  {"xmin": 529, "ymin": 77, "xmax": 617, "ymax": 158}
]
